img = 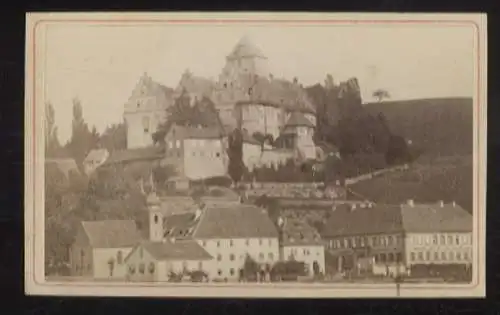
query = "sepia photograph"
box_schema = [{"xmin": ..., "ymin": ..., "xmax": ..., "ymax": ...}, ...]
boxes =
[{"xmin": 25, "ymin": 12, "xmax": 487, "ymax": 298}]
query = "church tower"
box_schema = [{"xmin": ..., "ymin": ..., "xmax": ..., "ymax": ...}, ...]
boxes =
[{"xmin": 147, "ymin": 192, "xmax": 164, "ymax": 242}]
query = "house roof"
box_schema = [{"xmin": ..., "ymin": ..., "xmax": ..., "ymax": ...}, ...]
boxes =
[
  {"xmin": 101, "ymin": 147, "xmax": 164, "ymax": 166},
  {"xmin": 167, "ymin": 124, "xmax": 226, "ymax": 140},
  {"xmin": 193, "ymin": 204, "xmax": 279, "ymax": 239},
  {"xmin": 321, "ymin": 202, "xmax": 472, "ymax": 238},
  {"xmin": 81, "ymin": 220, "xmax": 142, "ymax": 248},
  {"xmin": 84, "ymin": 149, "xmax": 109, "ymax": 163},
  {"xmin": 234, "ymin": 74, "xmax": 316, "ymax": 114},
  {"xmin": 285, "ymin": 112, "xmax": 315, "ymax": 128},
  {"xmin": 280, "ymin": 218, "xmax": 324, "ymax": 246},
  {"xmin": 140, "ymin": 240, "xmax": 212, "ymax": 261}
]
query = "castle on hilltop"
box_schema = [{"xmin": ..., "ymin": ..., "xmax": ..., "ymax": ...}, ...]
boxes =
[{"xmin": 123, "ymin": 36, "xmax": 319, "ymax": 179}]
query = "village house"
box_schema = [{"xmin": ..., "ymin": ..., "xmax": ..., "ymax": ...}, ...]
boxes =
[
  {"xmin": 162, "ymin": 124, "xmax": 228, "ymax": 180},
  {"xmin": 146, "ymin": 191, "xmax": 280, "ymax": 281},
  {"xmin": 69, "ymin": 220, "xmax": 142, "ymax": 279},
  {"xmin": 83, "ymin": 148, "xmax": 109, "ymax": 175},
  {"xmin": 321, "ymin": 200, "xmax": 473, "ymax": 277},
  {"xmin": 124, "ymin": 239, "xmax": 214, "ymax": 282},
  {"xmin": 278, "ymin": 217, "xmax": 326, "ymax": 276}
]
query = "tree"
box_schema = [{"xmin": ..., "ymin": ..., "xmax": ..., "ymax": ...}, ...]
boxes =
[
  {"xmin": 45, "ymin": 102, "xmax": 61, "ymax": 157},
  {"xmin": 242, "ymin": 254, "xmax": 259, "ymax": 280},
  {"xmin": 372, "ymin": 89, "xmax": 391, "ymax": 102},
  {"xmin": 99, "ymin": 122, "xmax": 127, "ymax": 151},
  {"xmin": 227, "ymin": 128, "xmax": 245, "ymax": 185},
  {"xmin": 66, "ymin": 98, "xmax": 100, "ymax": 167}
]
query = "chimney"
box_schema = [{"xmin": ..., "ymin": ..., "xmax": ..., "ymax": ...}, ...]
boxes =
[
  {"xmin": 407, "ymin": 199, "xmax": 414, "ymax": 207},
  {"xmin": 439, "ymin": 200, "xmax": 444, "ymax": 207}
]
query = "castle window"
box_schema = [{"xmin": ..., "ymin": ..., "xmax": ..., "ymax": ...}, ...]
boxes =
[{"xmin": 142, "ymin": 116, "xmax": 150, "ymax": 133}]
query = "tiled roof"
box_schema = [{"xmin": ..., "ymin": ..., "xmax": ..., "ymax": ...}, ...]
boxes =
[
  {"xmin": 45, "ymin": 158, "xmax": 80, "ymax": 178},
  {"xmin": 235, "ymin": 74, "xmax": 316, "ymax": 114},
  {"xmin": 285, "ymin": 112, "xmax": 315, "ymax": 128},
  {"xmin": 84, "ymin": 149, "xmax": 109, "ymax": 163},
  {"xmin": 321, "ymin": 202, "xmax": 472, "ymax": 238},
  {"xmin": 168, "ymin": 124, "xmax": 226, "ymax": 140},
  {"xmin": 280, "ymin": 218, "xmax": 324, "ymax": 246},
  {"xmin": 193, "ymin": 204, "xmax": 279, "ymax": 239},
  {"xmin": 400, "ymin": 203, "xmax": 472, "ymax": 233},
  {"xmin": 140, "ymin": 240, "xmax": 212, "ymax": 261},
  {"xmin": 102, "ymin": 147, "xmax": 164, "ymax": 165},
  {"xmin": 81, "ymin": 220, "xmax": 142, "ymax": 248}
]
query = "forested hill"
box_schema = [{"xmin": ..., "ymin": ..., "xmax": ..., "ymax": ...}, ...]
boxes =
[{"xmin": 364, "ymin": 97, "xmax": 473, "ymax": 157}]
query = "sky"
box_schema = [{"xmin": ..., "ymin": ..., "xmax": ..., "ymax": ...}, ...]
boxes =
[{"xmin": 42, "ymin": 22, "xmax": 475, "ymax": 144}]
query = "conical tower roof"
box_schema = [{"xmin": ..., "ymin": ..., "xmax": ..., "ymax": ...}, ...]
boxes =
[{"xmin": 228, "ymin": 35, "xmax": 266, "ymax": 59}]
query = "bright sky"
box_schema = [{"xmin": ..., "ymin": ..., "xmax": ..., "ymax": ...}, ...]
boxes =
[{"xmin": 43, "ymin": 23, "xmax": 475, "ymax": 144}]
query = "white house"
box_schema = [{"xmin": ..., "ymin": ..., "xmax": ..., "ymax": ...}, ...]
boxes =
[
  {"xmin": 69, "ymin": 220, "xmax": 142, "ymax": 279},
  {"xmin": 124, "ymin": 239, "xmax": 214, "ymax": 282}
]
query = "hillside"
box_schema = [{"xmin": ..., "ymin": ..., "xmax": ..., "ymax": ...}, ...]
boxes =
[
  {"xmin": 347, "ymin": 156, "xmax": 473, "ymax": 212},
  {"xmin": 364, "ymin": 97, "xmax": 473, "ymax": 157}
]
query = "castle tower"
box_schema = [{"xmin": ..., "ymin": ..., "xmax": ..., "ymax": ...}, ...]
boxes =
[
  {"xmin": 216, "ymin": 36, "xmax": 269, "ymax": 128},
  {"xmin": 147, "ymin": 192, "xmax": 164, "ymax": 242}
]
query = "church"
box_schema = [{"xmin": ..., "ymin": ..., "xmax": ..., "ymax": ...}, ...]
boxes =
[{"xmin": 123, "ymin": 36, "xmax": 319, "ymax": 179}]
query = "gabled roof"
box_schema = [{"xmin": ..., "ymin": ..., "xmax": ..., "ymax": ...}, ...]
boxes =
[
  {"xmin": 84, "ymin": 149, "xmax": 109, "ymax": 163},
  {"xmin": 193, "ymin": 205, "xmax": 279, "ymax": 239},
  {"xmin": 321, "ymin": 202, "xmax": 472, "ymax": 238},
  {"xmin": 101, "ymin": 147, "xmax": 164, "ymax": 166},
  {"xmin": 140, "ymin": 240, "xmax": 212, "ymax": 261},
  {"xmin": 81, "ymin": 220, "xmax": 142, "ymax": 248},
  {"xmin": 280, "ymin": 218, "xmax": 324, "ymax": 246},
  {"xmin": 167, "ymin": 124, "xmax": 226, "ymax": 140},
  {"xmin": 284, "ymin": 112, "xmax": 315, "ymax": 128}
]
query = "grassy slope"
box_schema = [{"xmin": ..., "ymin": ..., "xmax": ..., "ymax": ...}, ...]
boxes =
[
  {"xmin": 348, "ymin": 156, "xmax": 473, "ymax": 213},
  {"xmin": 364, "ymin": 97, "xmax": 473, "ymax": 157}
]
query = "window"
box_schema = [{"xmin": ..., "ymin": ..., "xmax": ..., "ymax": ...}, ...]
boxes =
[
  {"xmin": 129, "ymin": 264, "xmax": 136, "ymax": 274},
  {"xmin": 268, "ymin": 239, "xmax": 273, "ymax": 246},
  {"xmin": 344, "ymin": 239, "xmax": 349, "ymax": 248},
  {"xmin": 372, "ymin": 237, "xmax": 378, "ymax": 246},
  {"xmin": 198, "ymin": 261, "xmax": 203, "ymax": 270},
  {"xmin": 380, "ymin": 253, "xmax": 387, "ymax": 263},
  {"xmin": 268, "ymin": 253, "xmax": 274, "ymax": 260},
  {"xmin": 388, "ymin": 236, "xmax": 393, "ymax": 246},
  {"xmin": 217, "ymin": 254, "xmax": 222, "ymax": 261},
  {"xmin": 387, "ymin": 253, "xmax": 394, "ymax": 262},
  {"xmin": 148, "ymin": 262, "xmax": 155, "ymax": 274},
  {"xmin": 168, "ymin": 141, "xmax": 173, "ymax": 149},
  {"xmin": 137, "ymin": 101, "xmax": 140, "ymax": 108},
  {"xmin": 230, "ymin": 268, "xmax": 235, "ymax": 276},
  {"xmin": 441, "ymin": 252, "xmax": 447, "ymax": 261},
  {"xmin": 218, "ymin": 270, "xmax": 222, "ymax": 276},
  {"xmin": 229, "ymin": 254, "xmax": 235, "ymax": 261},
  {"xmin": 217, "ymin": 241, "xmax": 221, "ymax": 247},
  {"xmin": 142, "ymin": 116, "xmax": 150, "ymax": 133},
  {"xmin": 425, "ymin": 251, "xmax": 430, "ymax": 261},
  {"xmin": 259, "ymin": 239, "xmax": 263, "ymax": 246},
  {"xmin": 418, "ymin": 252, "xmax": 424, "ymax": 260},
  {"xmin": 464, "ymin": 251, "xmax": 469, "ymax": 260},
  {"xmin": 456, "ymin": 252, "xmax": 462, "ymax": 261},
  {"xmin": 448, "ymin": 252, "xmax": 454, "ymax": 260},
  {"xmin": 259, "ymin": 253, "xmax": 264, "ymax": 260},
  {"xmin": 410, "ymin": 252, "xmax": 416, "ymax": 261},
  {"xmin": 440, "ymin": 235, "xmax": 446, "ymax": 245},
  {"xmin": 455, "ymin": 236, "xmax": 460, "ymax": 245},
  {"xmin": 245, "ymin": 239, "xmax": 250, "ymax": 246},
  {"xmin": 229, "ymin": 240, "xmax": 234, "ymax": 247},
  {"xmin": 433, "ymin": 252, "xmax": 439, "ymax": 261},
  {"xmin": 216, "ymin": 152, "xmax": 221, "ymax": 158},
  {"xmin": 432, "ymin": 235, "xmax": 438, "ymax": 245},
  {"xmin": 360, "ymin": 237, "xmax": 366, "ymax": 247},
  {"xmin": 303, "ymin": 249, "xmax": 308, "ymax": 255},
  {"xmin": 154, "ymin": 214, "xmax": 158, "ymax": 224},
  {"xmin": 396, "ymin": 252, "xmax": 402, "ymax": 263},
  {"xmin": 139, "ymin": 263, "xmax": 145, "ymax": 274},
  {"xmin": 117, "ymin": 251, "xmax": 123, "ymax": 264},
  {"xmin": 202, "ymin": 241, "xmax": 207, "ymax": 247},
  {"xmin": 447, "ymin": 235, "xmax": 453, "ymax": 244},
  {"xmin": 182, "ymin": 261, "xmax": 188, "ymax": 271}
]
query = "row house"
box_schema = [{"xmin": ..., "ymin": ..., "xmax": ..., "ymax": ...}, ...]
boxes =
[{"xmin": 321, "ymin": 200, "xmax": 473, "ymax": 277}]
